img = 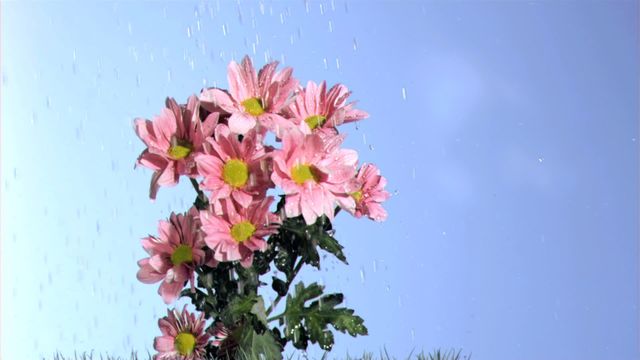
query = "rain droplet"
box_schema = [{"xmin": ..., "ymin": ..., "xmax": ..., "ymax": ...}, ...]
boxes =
[
  {"xmin": 323, "ymin": 58, "xmax": 328, "ymax": 70},
  {"xmin": 328, "ymin": 20, "xmax": 333, "ymax": 32},
  {"xmin": 335, "ymin": 57, "xmax": 340, "ymax": 70},
  {"xmin": 538, "ymin": 157, "xmax": 544, "ymax": 163},
  {"xmin": 222, "ymin": 24, "xmax": 228, "ymax": 36},
  {"xmin": 402, "ymin": 87, "xmax": 407, "ymax": 100},
  {"xmin": 360, "ymin": 268, "xmax": 365, "ymax": 283},
  {"xmin": 187, "ymin": 26, "xmax": 192, "ymax": 38},
  {"xmin": 352, "ymin": 38, "xmax": 358, "ymax": 51}
]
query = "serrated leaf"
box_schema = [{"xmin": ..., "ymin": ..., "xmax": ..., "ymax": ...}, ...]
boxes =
[
  {"xmin": 251, "ymin": 296, "xmax": 268, "ymax": 326},
  {"xmin": 282, "ymin": 282, "xmax": 367, "ymax": 351},
  {"xmin": 236, "ymin": 327, "xmax": 283, "ymax": 360},
  {"xmin": 318, "ymin": 233, "xmax": 348, "ymax": 264}
]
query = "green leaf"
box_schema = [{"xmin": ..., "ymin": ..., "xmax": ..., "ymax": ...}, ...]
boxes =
[
  {"xmin": 236, "ymin": 327, "xmax": 283, "ymax": 360},
  {"xmin": 222, "ymin": 294, "xmax": 259, "ymax": 324},
  {"xmin": 272, "ymin": 277, "xmax": 288, "ymax": 297},
  {"xmin": 250, "ymin": 296, "xmax": 268, "ymax": 326},
  {"xmin": 282, "ymin": 282, "xmax": 368, "ymax": 351},
  {"xmin": 318, "ymin": 233, "xmax": 348, "ymax": 264}
]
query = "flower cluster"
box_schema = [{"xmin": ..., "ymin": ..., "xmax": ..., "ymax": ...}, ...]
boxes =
[{"xmin": 134, "ymin": 56, "xmax": 389, "ymax": 359}]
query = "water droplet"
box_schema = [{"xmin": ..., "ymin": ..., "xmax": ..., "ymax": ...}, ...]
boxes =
[
  {"xmin": 538, "ymin": 157, "xmax": 544, "ymax": 163},
  {"xmin": 127, "ymin": 22, "xmax": 133, "ymax": 35},
  {"xmin": 352, "ymin": 38, "xmax": 358, "ymax": 51},
  {"xmin": 222, "ymin": 24, "xmax": 228, "ymax": 36},
  {"xmin": 328, "ymin": 20, "xmax": 333, "ymax": 32},
  {"xmin": 323, "ymin": 58, "xmax": 328, "ymax": 70},
  {"xmin": 401, "ymin": 87, "xmax": 407, "ymax": 100},
  {"xmin": 187, "ymin": 26, "xmax": 192, "ymax": 38},
  {"xmin": 46, "ymin": 96, "xmax": 52, "ymax": 108},
  {"xmin": 335, "ymin": 57, "xmax": 340, "ymax": 70},
  {"xmin": 360, "ymin": 268, "xmax": 365, "ymax": 283}
]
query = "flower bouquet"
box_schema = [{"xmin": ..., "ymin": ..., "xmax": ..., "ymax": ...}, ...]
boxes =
[{"xmin": 133, "ymin": 55, "xmax": 389, "ymax": 360}]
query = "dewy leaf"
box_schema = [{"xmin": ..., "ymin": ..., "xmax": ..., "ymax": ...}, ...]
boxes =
[
  {"xmin": 251, "ymin": 296, "xmax": 268, "ymax": 326},
  {"xmin": 223, "ymin": 294, "xmax": 259, "ymax": 324},
  {"xmin": 236, "ymin": 327, "xmax": 283, "ymax": 360},
  {"xmin": 272, "ymin": 277, "xmax": 288, "ymax": 297},
  {"xmin": 282, "ymin": 282, "xmax": 368, "ymax": 351},
  {"xmin": 318, "ymin": 233, "xmax": 348, "ymax": 264}
]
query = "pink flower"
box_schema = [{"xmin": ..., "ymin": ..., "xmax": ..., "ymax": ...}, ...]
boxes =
[
  {"xmin": 153, "ymin": 305, "xmax": 210, "ymax": 360},
  {"xmin": 285, "ymin": 80, "xmax": 368, "ymax": 134},
  {"xmin": 136, "ymin": 208, "xmax": 217, "ymax": 304},
  {"xmin": 135, "ymin": 96, "xmax": 218, "ymax": 200},
  {"xmin": 200, "ymin": 198, "xmax": 279, "ymax": 267},
  {"xmin": 199, "ymin": 55, "xmax": 298, "ymax": 135},
  {"xmin": 271, "ymin": 130, "xmax": 358, "ymax": 225},
  {"xmin": 341, "ymin": 163, "xmax": 390, "ymax": 221},
  {"xmin": 194, "ymin": 124, "xmax": 272, "ymax": 209}
]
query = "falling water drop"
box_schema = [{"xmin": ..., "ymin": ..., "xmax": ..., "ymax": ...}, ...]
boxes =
[
  {"xmin": 360, "ymin": 268, "xmax": 365, "ymax": 283},
  {"xmin": 353, "ymin": 38, "xmax": 358, "ymax": 51},
  {"xmin": 402, "ymin": 87, "xmax": 407, "ymax": 100}
]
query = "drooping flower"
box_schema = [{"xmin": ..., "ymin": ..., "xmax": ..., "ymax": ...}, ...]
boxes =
[
  {"xmin": 340, "ymin": 163, "xmax": 390, "ymax": 221},
  {"xmin": 200, "ymin": 197, "xmax": 279, "ymax": 267},
  {"xmin": 199, "ymin": 55, "xmax": 298, "ymax": 135},
  {"xmin": 153, "ymin": 305, "xmax": 210, "ymax": 360},
  {"xmin": 194, "ymin": 124, "xmax": 272, "ymax": 209},
  {"xmin": 134, "ymin": 96, "xmax": 218, "ymax": 200},
  {"xmin": 136, "ymin": 208, "xmax": 217, "ymax": 304},
  {"xmin": 285, "ymin": 80, "xmax": 368, "ymax": 134},
  {"xmin": 271, "ymin": 130, "xmax": 358, "ymax": 225}
]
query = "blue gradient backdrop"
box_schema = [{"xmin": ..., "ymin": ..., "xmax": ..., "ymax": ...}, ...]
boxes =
[{"xmin": 1, "ymin": 1, "xmax": 638, "ymax": 359}]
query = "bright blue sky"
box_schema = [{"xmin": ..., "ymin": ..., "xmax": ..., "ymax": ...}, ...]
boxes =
[{"xmin": 1, "ymin": 1, "xmax": 638, "ymax": 359}]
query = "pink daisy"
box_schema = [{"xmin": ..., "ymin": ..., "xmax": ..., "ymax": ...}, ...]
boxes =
[
  {"xmin": 136, "ymin": 208, "xmax": 217, "ymax": 304},
  {"xmin": 194, "ymin": 124, "xmax": 272, "ymax": 209},
  {"xmin": 200, "ymin": 198, "xmax": 280, "ymax": 268},
  {"xmin": 285, "ymin": 80, "xmax": 368, "ymax": 134},
  {"xmin": 340, "ymin": 163, "xmax": 390, "ymax": 221},
  {"xmin": 271, "ymin": 130, "xmax": 359, "ymax": 225},
  {"xmin": 153, "ymin": 305, "xmax": 210, "ymax": 360},
  {"xmin": 135, "ymin": 95, "xmax": 219, "ymax": 200},
  {"xmin": 199, "ymin": 55, "xmax": 298, "ymax": 135}
]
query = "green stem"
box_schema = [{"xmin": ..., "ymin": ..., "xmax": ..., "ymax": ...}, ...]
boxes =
[
  {"xmin": 190, "ymin": 178, "xmax": 209, "ymax": 210},
  {"xmin": 267, "ymin": 313, "xmax": 285, "ymax": 323},
  {"xmin": 266, "ymin": 258, "xmax": 304, "ymax": 316}
]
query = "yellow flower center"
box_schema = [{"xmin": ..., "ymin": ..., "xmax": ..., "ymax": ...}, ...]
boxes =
[
  {"xmin": 304, "ymin": 115, "xmax": 327, "ymax": 130},
  {"xmin": 168, "ymin": 144, "xmax": 192, "ymax": 160},
  {"xmin": 241, "ymin": 97, "xmax": 265, "ymax": 116},
  {"xmin": 351, "ymin": 190, "xmax": 363, "ymax": 203},
  {"xmin": 222, "ymin": 159, "xmax": 249, "ymax": 188},
  {"xmin": 291, "ymin": 164, "xmax": 320, "ymax": 185},
  {"xmin": 170, "ymin": 245, "xmax": 193, "ymax": 266},
  {"xmin": 230, "ymin": 221, "xmax": 256, "ymax": 243},
  {"xmin": 174, "ymin": 332, "xmax": 196, "ymax": 356}
]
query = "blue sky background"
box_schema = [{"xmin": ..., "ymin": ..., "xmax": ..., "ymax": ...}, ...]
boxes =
[{"xmin": 1, "ymin": 1, "xmax": 638, "ymax": 359}]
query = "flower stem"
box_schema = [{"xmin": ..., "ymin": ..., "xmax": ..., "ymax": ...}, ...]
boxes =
[
  {"xmin": 190, "ymin": 178, "xmax": 209, "ymax": 210},
  {"xmin": 265, "ymin": 258, "xmax": 304, "ymax": 316},
  {"xmin": 267, "ymin": 313, "xmax": 285, "ymax": 323}
]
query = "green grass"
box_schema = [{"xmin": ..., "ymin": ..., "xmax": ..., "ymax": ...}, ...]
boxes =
[{"xmin": 46, "ymin": 349, "xmax": 470, "ymax": 360}]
